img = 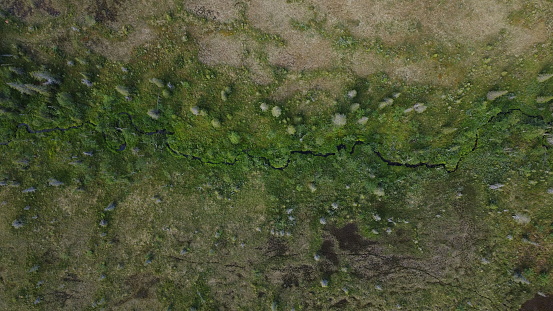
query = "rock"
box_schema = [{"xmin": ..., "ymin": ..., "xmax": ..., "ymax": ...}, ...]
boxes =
[
  {"xmin": 378, "ymin": 98, "xmax": 394, "ymax": 109},
  {"xmin": 537, "ymin": 73, "xmax": 553, "ymax": 83},
  {"xmin": 332, "ymin": 114, "xmax": 347, "ymax": 126},
  {"xmin": 12, "ymin": 219, "xmax": 24, "ymax": 229},
  {"xmin": 8, "ymin": 66, "xmax": 24, "ymax": 75},
  {"xmin": 357, "ymin": 117, "xmax": 369, "ymax": 125},
  {"xmin": 30, "ymin": 71, "xmax": 60, "ymax": 85},
  {"xmin": 190, "ymin": 106, "xmax": 201, "ymax": 115},
  {"xmin": 489, "ymin": 183, "xmax": 504, "ymax": 190},
  {"xmin": 221, "ymin": 86, "xmax": 231, "ymax": 102},
  {"xmin": 347, "ymin": 90, "xmax": 357, "ymax": 98},
  {"xmin": 115, "ymin": 85, "xmax": 131, "ymax": 97},
  {"xmin": 152, "ymin": 195, "xmax": 162, "ymax": 203},
  {"xmin": 75, "ymin": 57, "xmax": 87, "ymax": 65},
  {"xmin": 536, "ymin": 96, "xmax": 553, "ymax": 104},
  {"xmin": 413, "ymin": 103, "xmax": 427, "ymax": 113},
  {"xmin": 7, "ymin": 83, "xmax": 35, "ymax": 95},
  {"xmin": 81, "ymin": 79, "xmax": 93, "ymax": 87},
  {"xmin": 25, "ymin": 84, "xmax": 50, "ymax": 96},
  {"xmin": 486, "ymin": 91, "xmax": 508, "ymax": 101},
  {"xmin": 259, "ymin": 102, "xmax": 269, "ymax": 112},
  {"xmin": 513, "ymin": 272, "xmax": 530, "ymax": 284},
  {"xmin": 147, "ymin": 109, "xmax": 160, "ymax": 120},
  {"xmin": 48, "ymin": 179, "xmax": 64, "ymax": 186},
  {"xmin": 22, "ymin": 187, "xmax": 36, "ymax": 193},
  {"xmin": 104, "ymin": 202, "xmax": 116, "ymax": 211},
  {"xmin": 149, "ymin": 78, "xmax": 164, "ymax": 88},
  {"xmin": 546, "ymin": 135, "xmax": 553, "ymax": 146},
  {"xmin": 512, "ymin": 213, "xmax": 530, "ymax": 224}
]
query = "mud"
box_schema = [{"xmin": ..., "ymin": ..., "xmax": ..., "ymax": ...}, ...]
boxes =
[{"xmin": 520, "ymin": 294, "xmax": 553, "ymax": 311}]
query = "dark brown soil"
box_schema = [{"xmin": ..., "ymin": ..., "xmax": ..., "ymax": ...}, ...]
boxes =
[
  {"xmin": 320, "ymin": 239, "xmax": 339, "ymax": 265},
  {"xmin": 266, "ymin": 236, "xmax": 288, "ymax": 257},
  {"xmin": 520, "ymin": 294, "xmax": 553, "ymax": 311},
  {"xmin": 330, "ymin": 223, "xmax": 375, "ymax": 252}
]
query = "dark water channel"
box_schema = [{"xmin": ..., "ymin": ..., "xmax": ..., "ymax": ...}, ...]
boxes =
[{"xmin": 520, "ymin": 294, "xmax": 553, "ymax": 311}]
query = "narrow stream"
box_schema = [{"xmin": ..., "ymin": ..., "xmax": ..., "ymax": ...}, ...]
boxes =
[{"xmin": 2, "ymin": 108, "xmax": 550, "ymax": 172}]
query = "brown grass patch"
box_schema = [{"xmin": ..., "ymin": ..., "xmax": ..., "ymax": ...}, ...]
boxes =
[
  {"xmin": 246, "ymin": 0, "xmax": 312, "ymax": 35},
  {"xmin": 198, "ymin": 32, "xmax": 248, "ymax": 67},
  {"xmin": 272, "ymin": 74, "xmax": 351, "ymax": 101},
  {"xmin": 195, "ymin": 31, "xmax": 275, "ymax": 84},
  {"xmin": 189, "ymin": 0, "xmax": 551, "ymax": 95},
  {"xmin": 266, "ymin": 31, "xmax": 340, "ymax": 71}
]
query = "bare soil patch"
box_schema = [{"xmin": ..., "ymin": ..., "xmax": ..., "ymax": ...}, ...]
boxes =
[{"xmin": 184, "ymin": 0, "xmax": 241, "ymax": 23}]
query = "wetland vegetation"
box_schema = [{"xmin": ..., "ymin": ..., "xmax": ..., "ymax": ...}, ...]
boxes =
[{"xmin": 0, "ymin": 0, "xmax": 552, "ymax": 309}]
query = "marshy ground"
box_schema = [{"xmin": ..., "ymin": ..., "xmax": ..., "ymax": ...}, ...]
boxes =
[{"xmin": 0, "ymin": 0, "xmax": 552, "ymax": 310}]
